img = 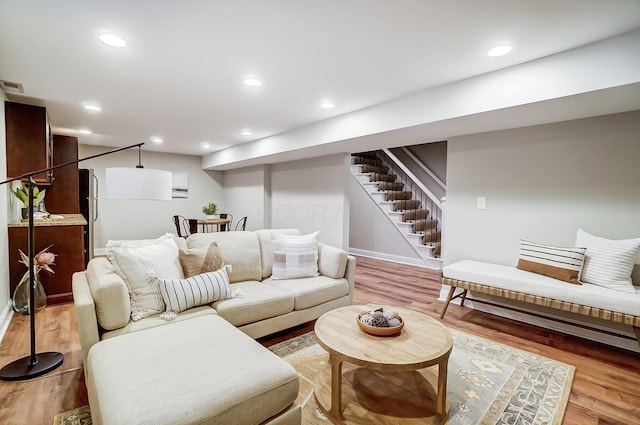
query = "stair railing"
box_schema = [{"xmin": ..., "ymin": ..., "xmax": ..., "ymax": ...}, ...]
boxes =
[{"xmin": 379, "ymin": 149, "xmax": 443, "ymax": 249}]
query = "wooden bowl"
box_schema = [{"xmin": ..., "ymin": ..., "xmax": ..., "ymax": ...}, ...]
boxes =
[{"xmin": 357, "ymin": 311, "xmax": 404, "ymax": 336}]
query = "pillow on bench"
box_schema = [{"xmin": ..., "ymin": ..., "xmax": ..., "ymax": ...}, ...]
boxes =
[
  {"xmin": 576, "ymin": 229, "xmax": 640, "ymax": 294},
  {"xmin": 516, "ymin": 239, "xmax": 586, "ymax": 285}
]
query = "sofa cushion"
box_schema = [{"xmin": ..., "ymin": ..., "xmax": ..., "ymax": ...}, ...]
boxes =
[
  {"xmin": 88, "ymin": 315, "xmax": 298, "ymax": 425},
  {"xmin": 178, "ymin": 242, "xmax": 224, "ymax": 277},
  {"xmin": 317, "ymin": 242, "xmax": 348, "ymax": 279},
  {"xmin": 187, "ymin": 232, "xmax": 262, "ymax": 283},
  {"xmin": 212, "ymin": 281, "xmax": 294, "ymax": 326},
  {"xmin": 101, "ymin": 306, "xmax": 216, "ymax": 340},
  {"xmin": 264, "ymin": 275, "xmax": 350, "ymax": 310},
  {"xmin": 271, "ymin": 231, "xmax": 320, "ymax": 279},
  {"xmin": 256, "ymin": 229, "xmax": 301, "ymax": 278},
  {"xmin": 86, "ymin": 257, "xmax": 131, "ymax": 331},
  {"xmin": 107, "ymin": 235, "xmax": 184, "ymax": 320}
]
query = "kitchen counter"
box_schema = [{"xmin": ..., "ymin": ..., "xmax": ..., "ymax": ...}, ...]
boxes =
[{"xmin": 8, "ymin": 213, "xmax": 87, "ymax": 228}]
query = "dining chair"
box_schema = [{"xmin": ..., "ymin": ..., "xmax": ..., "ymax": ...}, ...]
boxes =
[
  {"xmin": 219, "ymin": 213, "xmax": 233, "ymax": 231},
  {"xmin": 172, "ymin": 215, "xmax": 190, "ymax": 238},
  {"xmin": 235, "ymin": 216, "xmax": 247, "ymax": 231}
]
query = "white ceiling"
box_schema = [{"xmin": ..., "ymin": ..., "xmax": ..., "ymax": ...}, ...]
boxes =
[{"xmin": 1, "ymin": 0, "xmax": 640, "ymax": 158}]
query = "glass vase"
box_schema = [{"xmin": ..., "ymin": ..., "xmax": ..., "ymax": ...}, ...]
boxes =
[{"xmin": 12, "ymin": 272, "xmax": 47, "ymax": 314}]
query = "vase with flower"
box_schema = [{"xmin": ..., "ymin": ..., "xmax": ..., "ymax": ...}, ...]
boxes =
[{"xmin": 12, "ymin": 245, "xmax": 56, "ymax": 314}]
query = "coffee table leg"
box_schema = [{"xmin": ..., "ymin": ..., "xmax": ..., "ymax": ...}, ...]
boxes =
[
  {"xmin": 329, "ymin": 355, "xmax": 344, "ymax": 419},
  {"xmin": 435, "ymin": 357, "xmax": 449, "ymax": 424}
]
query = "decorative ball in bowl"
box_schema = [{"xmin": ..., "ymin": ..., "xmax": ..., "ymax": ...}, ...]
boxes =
[{"xmin": 357, "ymin": 307, "xmax": 404, "ymax": 336}]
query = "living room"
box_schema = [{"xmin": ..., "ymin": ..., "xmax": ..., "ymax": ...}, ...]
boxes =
[{"xmin": 1, "ymin": 2, "xmax": 640, "ymax": 425}]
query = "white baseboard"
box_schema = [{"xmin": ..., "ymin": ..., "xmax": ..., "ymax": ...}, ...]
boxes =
[
  {"xmin": 348, "ymin": 248, "xmax": 441, "ymax": 270},
  {"xmin": 0, "ymin": 300, "xmax": 14, "ymax": 345}
]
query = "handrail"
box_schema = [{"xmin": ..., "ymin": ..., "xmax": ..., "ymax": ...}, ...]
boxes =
[
  {"xmin": 382, "ymin": 149, "xmax": 443, "ymax": 211},
  {"xmin": 401, "ymin": 147, "xmax": 446, "ymax": 191}
]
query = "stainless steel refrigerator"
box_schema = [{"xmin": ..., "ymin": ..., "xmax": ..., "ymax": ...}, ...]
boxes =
[{"xmin": 79, "ymin": 168, "xmax": 98, "ymax": 266}]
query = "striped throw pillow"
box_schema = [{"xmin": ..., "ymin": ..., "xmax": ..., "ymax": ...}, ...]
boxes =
[
  {"xmin": 271, "ymin": 231, "xmax": 319, "ymax": 279},
  {"xmin": 576, "ymin": 229, "xmax": 640, "ymax": 293},
  {"xmin": 157, "ymin": 266, "xmax": 233, "ymax": 316},
  {"xmin": 516, "ymin": 239, "xmax": 586, "ymax": 284}
]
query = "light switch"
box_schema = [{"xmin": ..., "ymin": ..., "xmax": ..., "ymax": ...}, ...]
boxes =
[{"xmin": 476, "ymin": 196, "xmax": 487, "ymax": 210}]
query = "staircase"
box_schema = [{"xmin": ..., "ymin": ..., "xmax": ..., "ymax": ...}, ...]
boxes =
[{"xmin": 351, "ymin": 150, "xmax": 443, "ymax": 269}]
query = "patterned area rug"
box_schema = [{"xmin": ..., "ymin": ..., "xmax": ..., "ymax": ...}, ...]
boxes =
[
  {"xmin": 54, "ymin": 329, "xmax": 574, "ymax": 425},
  {"xmin": 268, "ymin": 329, "xmax": 575, "ymax": 425}
]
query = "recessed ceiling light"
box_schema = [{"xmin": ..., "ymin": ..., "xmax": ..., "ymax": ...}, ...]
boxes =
[
  {"xmin": 243, "ymin": 78, "xmax": 262, "ymax": 87},
  {"xmin": 320, "ymin": 100, "xmax": 335, "ymax": 109},
  {"xmin": 83, "ymin": 104, "xmax": 102, "ymax": 112},
  {"xmin": 150, "ymin": 136, "xmax": 163, "ymax": 144},
  {"xmin": 200, "ymin": 142, "xmax": 211, "ymax": 149},
  {"xmin": 487, "ymin": 44, "xmax": 512, "ymax": 57},
  {"xmin": 77, "ymin": 129, "xmax": 92, "ymax": 135},
  {"xmin": 241, "ymin": 129, "xmax": 253, "ymax": 136},
  {"xmin": 99, "ymin": 33, "xmax": 127, "ymax": 48}
]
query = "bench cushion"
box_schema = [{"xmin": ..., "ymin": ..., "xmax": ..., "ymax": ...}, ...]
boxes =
[
  {"xmin": 444, "ymin": 260, "xmax": 640, "ymax": 317},
  {"xmin": 88, "ymin": 315, "xmax": 299, "ymax": 425}
]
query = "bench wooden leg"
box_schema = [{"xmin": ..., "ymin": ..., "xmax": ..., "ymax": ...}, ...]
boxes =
[
  {"xmin": 440, "ymin": 286, "xmax": 456, "ymax": 319},
  {"xmin": 633, "ymin": 326, "xmax": 640, "ymax": 347}
]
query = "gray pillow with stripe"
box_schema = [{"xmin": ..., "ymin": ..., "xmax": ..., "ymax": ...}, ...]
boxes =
[{"xmin": 516, "ymin": 239, "xmax": 586, "ymax": 285}]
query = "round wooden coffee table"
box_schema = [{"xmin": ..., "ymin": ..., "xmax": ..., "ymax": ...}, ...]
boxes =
[{"xmin": 314, "ymin": 305, "xmax": 453, "ymax": 425}]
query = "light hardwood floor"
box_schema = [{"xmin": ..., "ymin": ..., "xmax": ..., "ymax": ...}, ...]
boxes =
[{"xmin": 1, "ymin": 255, "xmax": 639, "ymax": 425}]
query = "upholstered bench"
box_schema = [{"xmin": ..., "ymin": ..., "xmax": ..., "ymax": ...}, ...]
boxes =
[
  {"xmin": 440, "ymin": 260, "xmax": 640, "ymax": 347},
  {"xmin": 86, "ymin": 315, "xmax": 301, "ymax": 425}
]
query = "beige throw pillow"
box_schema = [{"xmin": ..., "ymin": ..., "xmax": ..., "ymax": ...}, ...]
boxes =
[{"xmin": 178, "ymin": 242, "xmax": 224, "ymax": 278}]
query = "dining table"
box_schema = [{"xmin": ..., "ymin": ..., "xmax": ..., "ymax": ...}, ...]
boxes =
[{"xmin": 197, "ymin": 218, "xmax": 231, "ymax": 232}]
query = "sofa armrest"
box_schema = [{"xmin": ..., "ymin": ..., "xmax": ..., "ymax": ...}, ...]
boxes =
[
  {"xmin": 72, "ymin": 271, "xmax": 100, "ymax": 367},
  {"xmin": 344, "ymin": 255, "xmax": 356, "ymax": 303}
]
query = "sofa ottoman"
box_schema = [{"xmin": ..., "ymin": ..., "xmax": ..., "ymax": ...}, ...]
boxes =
[{"xmin": 86, "ymin": 315, "xmax": 301, "ymax": 425}]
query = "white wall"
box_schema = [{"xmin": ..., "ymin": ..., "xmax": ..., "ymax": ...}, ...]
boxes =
[
  {"xmin": 271, "ymin": 154, "xmax": 350, "ymax": 249},
  {"xmin": 349, "ymin": 175, "xmax": 422, "ymax": 264},
  {"xmin": 443, "ymin": 110, "xmax": 640, "ymax": 270},
  {"xmin": 78, "ymin": 145, "xmax": 223, "ymax": 249},
  {"xmin": 222, "ymin": 165, "xmax": 269, "ymax": 231},
  {"xmin": 0, "ymin": 92, "xmax": 12, "ymax": 341}
]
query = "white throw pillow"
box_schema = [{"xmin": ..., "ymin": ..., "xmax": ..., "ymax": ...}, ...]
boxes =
[
  {"xmin": 271, "ymin": 231, "xmax": 319, "ymax": 279},
  {"xmin": 157, "ymin": 266, "xmax": 233, "ymax": 318},
  {"xmin": 575, "ymin": 228, "xmax": 640, "ymax": 293},
  {"xmin": 108, "ymin": 235, "xmax": 184, "ymax": 320}
]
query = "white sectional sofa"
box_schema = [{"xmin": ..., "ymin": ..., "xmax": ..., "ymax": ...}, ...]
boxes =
[{"xmin": 72, "ymin": 228, "xmax": 355, "ymax": 425}]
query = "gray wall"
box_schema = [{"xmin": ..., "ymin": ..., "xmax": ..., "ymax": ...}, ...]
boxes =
[{"xmin": 443, "ymin": 110, "xmax": 640, "ymax": 272}]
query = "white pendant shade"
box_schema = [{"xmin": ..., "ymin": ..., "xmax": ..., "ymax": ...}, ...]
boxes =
[{"xmin": 105, "ymin": 167, "xmax": 172, "ymax": 200}]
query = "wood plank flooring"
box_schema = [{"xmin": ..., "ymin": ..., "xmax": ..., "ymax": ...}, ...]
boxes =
[{"xmin": 0, "ymin": 255, "xmax": 639, "ymax": 425}]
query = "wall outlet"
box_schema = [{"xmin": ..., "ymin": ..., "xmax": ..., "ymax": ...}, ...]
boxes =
[{"xmin": 477, "ymin": 196, "xmax": 487, "ymax": 210}]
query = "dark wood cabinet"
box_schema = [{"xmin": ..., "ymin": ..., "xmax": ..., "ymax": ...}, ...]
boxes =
[
  {"xmin": 46, "ymin": 135, "xmax": 80, "ymax": 213},
  {"xmin": 5, "ymin": 102, "xmax": 85, "ymax": 305},
  {"xmin": 5, "ymin": 101, "xmax": 53, "ymax": 185},
  {"xmin": 8, "ymin": 215, "xmax": 87, "ymax": 304}
]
